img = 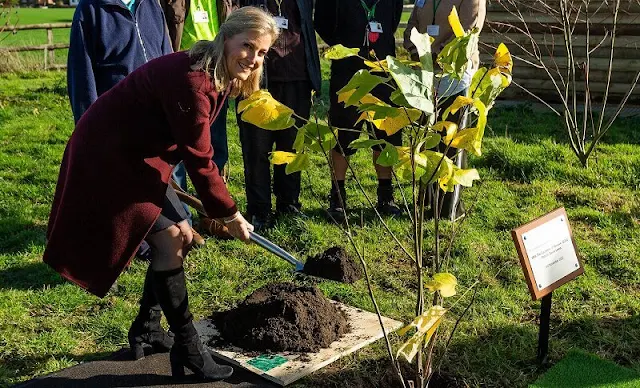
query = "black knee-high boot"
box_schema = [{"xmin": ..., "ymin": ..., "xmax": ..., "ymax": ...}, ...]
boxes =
[
  {"xmin": 152, "ymin": 267, "xmax": 233, "ymax": 381},
  {"xmin": 128, "ymin": 266, "xmax": 174, "ymax": 360}
]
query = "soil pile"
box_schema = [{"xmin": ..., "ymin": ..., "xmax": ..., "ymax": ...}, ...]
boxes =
[
  {"xmin": 214, "ymin": 282, "xmax": 349, "ymax": 352},
  {"xmin": 303, "ymin": 246, "xmax": 362, "ymax": 283}
]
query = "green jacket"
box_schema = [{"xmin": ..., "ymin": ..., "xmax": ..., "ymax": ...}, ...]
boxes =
[{"xmin": 181, "ymin": 0, "xmax": 232, "ymax": 50}]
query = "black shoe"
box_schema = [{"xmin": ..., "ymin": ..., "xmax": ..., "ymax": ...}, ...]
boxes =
[
  {"xmin": 129, "ymin": 268, "xmax": 173, "ymax": 360},
  {"xmin": 170, "ymin": 325, "xmax": 234, "ymax": 381},
  {"xmin": 250, "ymin": 213, "xmax": 272, "ymax": 233},
  {"xmin": 128, "ymin": 307, "xmax": 174, "ymax": 360},
  {"xmin": 377, "ymin": 185, "xmax": 402, "ymax": 217},
  {"xmin": 275, "ymin": 203, "xmax": 306, "ymax": 218},
  {"xmin": 326, "ymin": 186, "xmax": 347, "ymax": 223},
  {"xmin": 152, "ymin": 267, "xmax": 233, "ymax": 381}
]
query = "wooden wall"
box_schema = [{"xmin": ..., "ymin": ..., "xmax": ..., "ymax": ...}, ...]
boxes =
[{"xmin": 400, "ymin": 1, "xmax": 640, "ymax": 103}]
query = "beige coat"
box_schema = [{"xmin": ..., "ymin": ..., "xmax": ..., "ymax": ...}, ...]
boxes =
[{"xmin": 403, "ymin": 0, "xmax": 486, "ymax": 68}]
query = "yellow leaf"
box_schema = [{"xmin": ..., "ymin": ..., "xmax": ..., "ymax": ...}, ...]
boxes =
[
  {"xmin": 425, "ymin": 273, "xmax": 458, "ymax": 298},
  {"xmin": 323, "ymin": 44, "xmax": 360, "ymax": 60},
  {"xmin": 448, "ymin": 7, "xmax": 465, "ymax": 38},
  {"xmin": 269, "ymin": 151, "xmax": 296, "ymax": 165},
  {"xmin": 396, "ymin": 306, "xmax": 446, "ymax": 363},
  {"xmin": 358, "ymin": 107, "xmax": 422, "ymax": 136},
  {"xmin": 450, "ymin": 167, "xmax": 480, "ymax": 188},
  {"xmin": 444, "ymin": 96, "xmax": 474, "ymax": 120},
  {"xmin": 337, "ymin": 89, "xmax": 356, "ymax": 104},
  {"xmin": 364, "ymin": 59, "xmax": 388, "ymax": 72},
  {"xmin": 238, "ymin": 90, "xmax": 295, "ymax": 130},
  {"xmin": 450, "ymin": 126, "xmax": 482, "ymax": 156},
  {"xmin": 432, "ymin": 121, "xmax": 458, "ymax": 145},
  {"xmin": 494, "ymin": 43, "xmax": 513, "ymax": 73}
]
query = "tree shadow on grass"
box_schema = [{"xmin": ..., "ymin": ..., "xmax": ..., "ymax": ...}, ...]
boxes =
[
  {"xmin": 488, "ymin": 106, "xmax": 640, "ymax": 146},
  {"xmin": 0, "ymin": 217, "xmax": 47, "ymax": 255},
  {"xmin": 0, "ymin": 261, "xmax": 64, "ymax": 291}
]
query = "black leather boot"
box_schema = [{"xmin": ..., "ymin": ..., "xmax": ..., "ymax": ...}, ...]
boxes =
[
  {"xmin": 152, "ymin": 267, "xmax": 233, "ymax": 381},
  {"xmin": 377, "ymin": 184, "xmax": 401, "ymax": 216},
  {"xmin": 326, "ymin": 181, "xmax": 347, "ymax": 223},
  {"xmin": 128, "ymin": 266, "xmax": 174, "ymax": 360}
]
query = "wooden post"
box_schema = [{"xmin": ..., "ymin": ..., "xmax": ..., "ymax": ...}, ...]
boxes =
[{"xmin": 47, "ymin": 28, "xmax": 54, "ymax": 69}]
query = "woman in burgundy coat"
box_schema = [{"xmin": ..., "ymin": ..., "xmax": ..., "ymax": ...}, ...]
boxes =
[{"xmin": 44, "ymin": 7, "xmax": 278, "ymax": 382}]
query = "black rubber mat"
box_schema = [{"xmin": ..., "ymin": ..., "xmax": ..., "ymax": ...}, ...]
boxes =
[{"xmin": 14, "ymin": 349, "xmax": 279, "ymax": 388}]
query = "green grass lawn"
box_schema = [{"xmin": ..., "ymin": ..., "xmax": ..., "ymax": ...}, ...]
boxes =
[
  {"xmin": 0, "ymin": 67, "xmax": 639, "ymax": 388},
  {"xmin": 1, "ymin": 8, "xmax": 74, "ymax": 69}
]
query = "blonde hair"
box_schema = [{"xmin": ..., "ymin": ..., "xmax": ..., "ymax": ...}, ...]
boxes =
[{"xmin": 189, "ymin": 7, "xmax": 279, "ymax": 97}]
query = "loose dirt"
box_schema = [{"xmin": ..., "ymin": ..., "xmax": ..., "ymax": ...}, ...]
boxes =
[
  {"xmin": 303, "ymin": 246, "xmax": 362, "ymax": 283},
  {"xmin": 213, "ymin": 282, "xmax": 350, "ymax": 352}
]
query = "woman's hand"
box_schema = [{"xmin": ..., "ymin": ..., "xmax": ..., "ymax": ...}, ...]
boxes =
[{"xmin": 222, "ymin": 211, "xmax": 254, "ymax": 242}]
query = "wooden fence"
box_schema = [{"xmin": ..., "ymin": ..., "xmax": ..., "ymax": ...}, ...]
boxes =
[{"xmin": 1, "ymin": 22, "xmax": 71, "ymax": 70}]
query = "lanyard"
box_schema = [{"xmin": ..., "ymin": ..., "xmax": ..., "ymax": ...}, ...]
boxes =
[
  {"xmin": 274, "ymin": 0, "xmax": 282, "ymax": 16},
  {"xmin": 360, "ymin": 0, "xmax": 380, "ymax": 21},
  {"xmin": 432, "ymin": 0, "xmax": 442, "ymax": 25}
]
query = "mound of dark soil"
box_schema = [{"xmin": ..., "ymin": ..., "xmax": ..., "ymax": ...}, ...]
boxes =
[
  {"xmin": 214, "ymin": 282, "xmax": 349, "ymax": 352},
  {"xmin": 303, "ymin": 246, "xmax": 362, "ymax": 283}
]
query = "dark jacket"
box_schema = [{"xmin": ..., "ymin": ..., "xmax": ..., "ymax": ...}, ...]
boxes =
[
  {"xmin": 67, "ymin": 0, "xmax": 172, "ymax": 123},
  {"xmin": 232, "ymin": 0, "xmax": 321, "ymax": 93},
  {"xmin": 315, "ymin": 0, "xmax": 403, "ymax": 82},
  {"xmin": 46, "ymin": 52, "xmax": 235, "ymax": 297}
]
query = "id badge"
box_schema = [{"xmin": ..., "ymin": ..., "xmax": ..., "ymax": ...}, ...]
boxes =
[
  {"xmin": 193, "ymin": 9, "xmax": 209, "ymax": 23},
  {"xmin": 369, "ymin": 21, "xmax": 383, "ymax": 33},
  {"xmin": 427, "ymin": 24, "xmax": 440, "ymax": 37},
  {"xmin": 274, "ymin": 16, "xmax": 289, "ymax": 29},
  {"xmin": 415, "ymin": 0, "xmax": 425, "ymax": 7}
]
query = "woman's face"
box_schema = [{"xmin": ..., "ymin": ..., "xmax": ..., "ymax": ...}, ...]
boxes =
[{"xmin": 224, "ymin": 30, "xmax": 272, "ymax": 81}]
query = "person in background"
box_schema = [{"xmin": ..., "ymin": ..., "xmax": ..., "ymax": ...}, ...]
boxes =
[
  {"xmin": 67, "ymin": 0, "xmax": 172, "ymax": 122},
  {"xmin": 233, "ymin": 0, "xmax": 321, "ymax": 231},
  {"xmin": 46, "ymin": 8, "xmax": 277, "ymax": 381},
  {"xmin": 403, "ymin": 0, "xmax": 486, "ymax": 221},
  {"xmin": 315, "ymin": 0, "xmax": 404, "ymax": 223},
  {"xmin": 66, "ymin": 0, "xmax": 174, "ymax": 361},
  {"xmin": 171, "ymin": 0, "xmax": 234, "ymax": 239}
]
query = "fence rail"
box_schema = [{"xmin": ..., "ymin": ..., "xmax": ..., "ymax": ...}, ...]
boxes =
[{"xmin": 1, "ymin": 22, "xmax": 71, "ymax": 70}]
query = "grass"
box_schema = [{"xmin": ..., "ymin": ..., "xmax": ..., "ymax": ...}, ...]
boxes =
[
  {"xmin": 1, "ymin": 67, "xmax": 639, "ymax": 388},
  {"xmin": 531, "ymin": 350, "xmax": 640, "ymax": 388},
  {"xmin": 1, "ymin": 7, "xmax": 74, "ymax": 70}
]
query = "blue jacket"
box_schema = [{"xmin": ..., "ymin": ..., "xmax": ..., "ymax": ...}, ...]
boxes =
[{"xmin": 67, "ymin": 0, "xmax": 172, "ymax": 122}]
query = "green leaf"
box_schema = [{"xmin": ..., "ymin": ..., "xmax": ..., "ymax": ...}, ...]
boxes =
[
  {"xmin": 375, "ymin": 142, "xmax": 399, "ymax": 167},
  {"xmin": 337, "ymin": 70, "xmax": 389, "ymax": 107},
  {"xmin": 436, "ymin": 29, "xmax": 479, "ymax": 80},
  {"xmin": 285, "ymin": 153, "xmax": 310, "ymax": 174},
  {"xmin": 292, "ymin": 127, "xmax": 306, "ymax": 152},
  {"xmin": 390, "ymin": 88, "xmax": 411, "ymax": 107},
  {"xmin": 348, "ymin": 138, "xmax": 386, "ymax": 149},
  {"xmin": 323, "ymin": 44, "xmax": 360, "ymax": 60},
  {"xmin": 386, "ymin": 56, "xmax": 434, "ymax": 114},
  {"xmin": 423, "ymin": 132, "xmax": 442, "ymax": 150},
  {"xmin": 467, "ymin": 67, "xmax": 510, "ymax": 109},
  {"xmin": 301, "ymin": 121, "xmax": 338, "ymax": 153},
  {"xmin": 409, "ymin": 27, "xmax": 433, "ymax": 72}
]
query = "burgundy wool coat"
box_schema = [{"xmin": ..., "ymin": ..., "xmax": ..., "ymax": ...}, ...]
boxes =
[{"xmin": 44, "ymin": 51, "xmax": 237, "ymax": 297}]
